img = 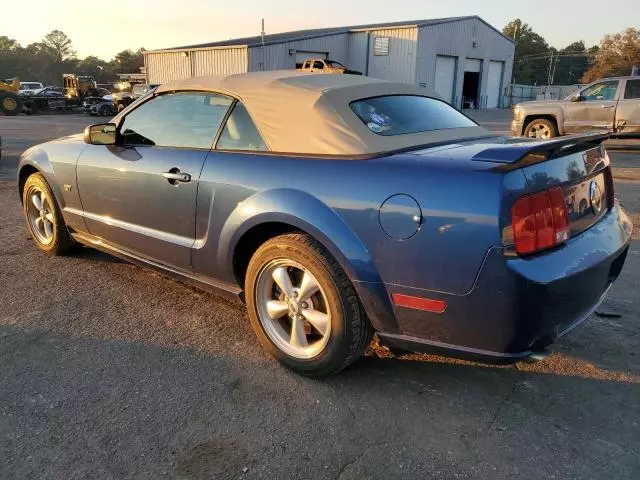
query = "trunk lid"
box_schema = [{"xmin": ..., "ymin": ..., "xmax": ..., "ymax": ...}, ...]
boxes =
[{"xmin": 471, "ymin": 132, "xmax": 613, "ymax": 242}]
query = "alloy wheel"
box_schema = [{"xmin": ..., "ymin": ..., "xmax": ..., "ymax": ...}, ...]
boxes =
[
  {"xmin": 255, "ymin": 259, "xmax": 331, "ymax": 359},
  {"xmin": 527, "ymin": 123, "xmax": 551, "ymax": 139},
  {"xmin": 26, "ymin": 187, "xmax": 55, "ymax": 245}
]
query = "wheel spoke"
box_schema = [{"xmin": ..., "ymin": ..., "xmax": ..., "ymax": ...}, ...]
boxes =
[
  {"xmin": 34, "ymin": 216, "xmax": 43, "ymax": 229},
  {"xmin": 45, "ymin": 213, "xmax": 55, "ymax": 223},
  {"xmin": 290, "ymin": 316, "xmax": 308, "ymax": 348},
  {"xmin": 302, "ymin": 309, "xmax": 329, "ymax": 335},
  {"xmin": 40, "ymin": 192, "xmax": 46, "ymax": 211},
  {"xmin": 272, "ymin": 267, "xmax": 295, "ymax": 298},
  {"xmin": 43, "ymin": 219, "xmax": 53, "ymax": 239},
  {"xmin": 266, "ymin": 300, "xmax": 289, "ymax": 320},
  {"xmin": 298, "ymin": 271, "xmax": 319, "ymax": 301},
  {"xmin": 32, "ymin": 193, "xmax": 43, "ymax": 211}
]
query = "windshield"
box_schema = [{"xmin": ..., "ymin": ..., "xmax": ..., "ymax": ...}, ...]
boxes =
[
  {"xmin": 350, "ymin": 95, "xmax": 477, "ymax": 136},
  {"xmin": 21, "ymin": 83, "xmax": 41, "ymax": 90}
]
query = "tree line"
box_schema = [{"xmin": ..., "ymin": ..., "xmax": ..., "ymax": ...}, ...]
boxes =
[
  {"xmin": 0, "ymin": 30, "xmax": 144, "ymax": 86},
  {"xmin": 504, "ymin": 19, "xmax": 640, "ymax": 85},
  {"xmin": 2, "ymin": 24, "xmax": 640, "ymax": 88}
]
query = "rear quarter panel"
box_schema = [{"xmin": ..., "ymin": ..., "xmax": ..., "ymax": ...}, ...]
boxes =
[{"xmin": 194, "ymin": 149, "xmax": 506, "ymax": 296}]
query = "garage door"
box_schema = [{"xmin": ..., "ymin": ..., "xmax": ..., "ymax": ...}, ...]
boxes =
[
  {"xmin": 434, "ymin": 56, "xmax": 456, "ymax": 104},
  {"xmin": 464, "ymin": 58, "xmax": 482, "ymax": 73},
  {"xmin": 486, "ymin": 61, "xmax": 503, "ymax": 108},
  {"xmin": 295, "ymin": 51, "xmax": 327, "ymax": 67}
]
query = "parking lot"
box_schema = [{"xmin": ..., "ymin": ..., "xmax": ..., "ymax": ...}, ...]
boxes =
[{"xmin": 1, "ymin": 113, "xmax": 639, "ymax": 479}]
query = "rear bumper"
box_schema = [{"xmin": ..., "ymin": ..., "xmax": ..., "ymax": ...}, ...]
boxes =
[{"xmin": 381, "ymin": 203, "xmax": 633, "ymax": 362}]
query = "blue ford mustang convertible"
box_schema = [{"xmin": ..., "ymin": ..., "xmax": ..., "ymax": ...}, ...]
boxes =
[{"xmin": 18, "ymin": 71, "xmax": 632, "ymax": 375}]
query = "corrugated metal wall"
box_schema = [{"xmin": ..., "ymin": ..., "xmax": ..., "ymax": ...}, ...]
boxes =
[
  {"xmin": 364, "ymin": 27, "xmax": 418, "ymax": 84},
  {"xmin": 347, "ymin": 32, "xmax": 369, "ymax": 74},
  {"xmin": 145, "ymin": 47, "xmax": 248, "ymax": 84},
  {"xmin": 247, "ymin": 34, "xmax": 348, "ymax": 71},
  {"xmin": 416, "ymin": 18, "xmax": 514, "ymax": 108},
  {"xmin": 145, "ymin": 52, "xmax": 191, "ymax": 83}
]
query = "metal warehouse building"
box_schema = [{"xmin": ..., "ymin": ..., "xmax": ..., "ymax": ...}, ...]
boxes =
[{"xmin": 144, "ymin": 16, "xmax": 514, "ymax": 109}]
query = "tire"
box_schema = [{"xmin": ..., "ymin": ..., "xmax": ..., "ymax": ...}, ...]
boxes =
[
  {"xmin": 22, "ymin": 173, "xmax": 77, "ymax": 256},
  {"xmin": 98, "ymin": 105, "xmax": 110, "ymax": 116},
  {"xmin": 524, "ymin": 118, "xmax": 558, "ymax": 139},
  {"xmin": 245, "ymin": 233, "xmax": 373, "ymax": 376},
  {"xmin": 0, "ymin": 92, "xmax": 22, "ymax": 116}
]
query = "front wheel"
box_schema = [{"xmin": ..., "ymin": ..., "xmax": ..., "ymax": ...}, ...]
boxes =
[
  {"xmin": 0, "ymin": 92, "xmax": 22, "ymax": 116},
  {"xmin": 22, "ymin": 173, "xmax": 77, "ymax": 255},
  {"xmin": 245, "ymin": 233, "xmax": 373, "ymax": 376},
  {"xmin": 524, "ymin": 118, "xmax": 558, "ymax": 139}
]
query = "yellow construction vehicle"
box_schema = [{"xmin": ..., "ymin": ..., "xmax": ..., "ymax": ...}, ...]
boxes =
[{"xmin": 0, "ymin": 78, "xmax": 23, "ymax": 115}]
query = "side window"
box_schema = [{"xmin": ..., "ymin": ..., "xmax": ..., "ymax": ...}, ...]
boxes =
[
  {"xmin": 119, "ymin": 92, "xmax": 233, "ymax": 149},
  {"xmin": 580, "ymin": 80, "xmax": 619, "ymax": 101},
  {"xmin": 624, "ymin": 79, "xmax": 640, "ymax": 99},
  {"xmin": 216, "ymin": 102, "xmax": 268, "ymax": 151},
  {"xmin": 313, "ymin": 60, "xmax": 325, "ymax": 69}
]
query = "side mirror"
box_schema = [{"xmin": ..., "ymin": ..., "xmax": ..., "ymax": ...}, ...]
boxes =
[
  {"xmin": 570, "ymin": 93, "xmax": 582, "ymax": 102},
  {"xmin": 84, "ymin": 123, "xmax": 116, "ymax": 145}
]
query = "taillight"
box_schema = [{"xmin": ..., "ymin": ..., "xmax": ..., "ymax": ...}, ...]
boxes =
[{"xmin": 511, "ymin": 186, "xmax": 569, "ymax": 255}]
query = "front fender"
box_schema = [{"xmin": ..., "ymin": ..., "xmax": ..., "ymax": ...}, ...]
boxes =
[
  {"xmin": 218, "ymin": 188, "xmax": 399, "ymax": 333},
  {"xmin": 523, "ymin": 108, "xmax": 565, "ymax": 135},
  {"xmin": 17, "ymin": 147, "xmax": 64, "ymax": 206}
]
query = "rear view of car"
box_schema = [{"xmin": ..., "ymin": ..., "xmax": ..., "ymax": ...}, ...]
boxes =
[{"xmin": 381, "ymin": 132, "xmax": 631, "ymax": 361}]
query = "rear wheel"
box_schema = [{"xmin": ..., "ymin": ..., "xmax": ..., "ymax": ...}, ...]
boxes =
[
  {"xmin": 245, "ymin": 233, "xmax": 373, "ymax": 376},
  {"xmin": 0, "ymin": 92, "xmax": 22, "ymax": 116},
  {"xmin": 22, "ymin": 173, "xmax": 77, "ymax": 255},
  {"xmin": 524, "ymin": 118, "xmax": 557, "ymax": 139}
]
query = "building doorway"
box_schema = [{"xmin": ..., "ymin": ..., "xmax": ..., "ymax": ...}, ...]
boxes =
[{"xmin": 462, "ymin": 71, "xmax": 480, "ymax": 109}]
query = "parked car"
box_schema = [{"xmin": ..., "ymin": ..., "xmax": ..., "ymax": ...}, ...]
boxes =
[
  {"xmin": 18, "ymin": 81, "xmax": 45, "ymax": 95},
  {"xmin": 512, "ymin": 76, "xmax": 640, "ymax": 138},
  {"xmin": 17, "ymin": 71, "xmax": 632, "ymax": 376},
  {"xmin": 88, "ymin": 96, "xmax": 116, "ymax": 116},
  {"xmin": 22, "ymin": 86, "xmax": 66, "ymax": 113},
  {"xmin": 299, "ymin": 58, "xmax": 362, "ymax": 75}
]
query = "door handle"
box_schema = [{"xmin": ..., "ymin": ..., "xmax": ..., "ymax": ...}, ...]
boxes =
[
  {"xmin": 162, "ymin": 170, "xmax": 191, "ymax": 183},
  {"xmin": 600, "ymin": 105, "xmax": 615, "ymax": 108}
]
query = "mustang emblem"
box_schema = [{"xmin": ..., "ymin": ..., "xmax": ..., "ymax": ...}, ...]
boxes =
[{"xmin": 589, "ymin": 181, "xmax": 603, "ymax": 215}]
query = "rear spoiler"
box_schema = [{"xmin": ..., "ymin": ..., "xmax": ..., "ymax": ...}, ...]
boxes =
[{"xmin": 471, "ymin": 131, "xmax": 610, "ymax": 165}]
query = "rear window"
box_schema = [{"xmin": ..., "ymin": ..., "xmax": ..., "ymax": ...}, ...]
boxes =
[{"xmin": 350, "ymin": 95, "xmax": 476, "ymax": 136}]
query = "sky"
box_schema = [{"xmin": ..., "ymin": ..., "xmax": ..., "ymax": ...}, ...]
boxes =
[{"xmin": 4, "ymin": 0, "xmax": 640, "ymax": 60}]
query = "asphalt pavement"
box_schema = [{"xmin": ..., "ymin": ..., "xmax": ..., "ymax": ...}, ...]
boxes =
[{"xmin": 0, "ymin": 113, "xmax": 638, "ymax": 479}]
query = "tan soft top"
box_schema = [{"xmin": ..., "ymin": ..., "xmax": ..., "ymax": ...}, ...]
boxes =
[{"xmin": 156, "ymin": 70, "xmax": 491, "ymax": 156}]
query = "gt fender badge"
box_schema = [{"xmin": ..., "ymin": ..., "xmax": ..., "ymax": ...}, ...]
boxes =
[{"xmin": 63, "ymin": 184, "xmax": 72, "ymax": 192}]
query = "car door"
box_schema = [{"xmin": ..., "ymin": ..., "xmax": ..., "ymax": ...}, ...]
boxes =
[
  {"xmin": 563, "ymin": 79, "xmax": 620, "ymax": 134},
  {"xmin": 75, "ymin": 91, "xmax": 234, "ymax": 269},
  {"xmin": 615, "ymin": 78, "xmax": 640, "ymax": 133}
]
